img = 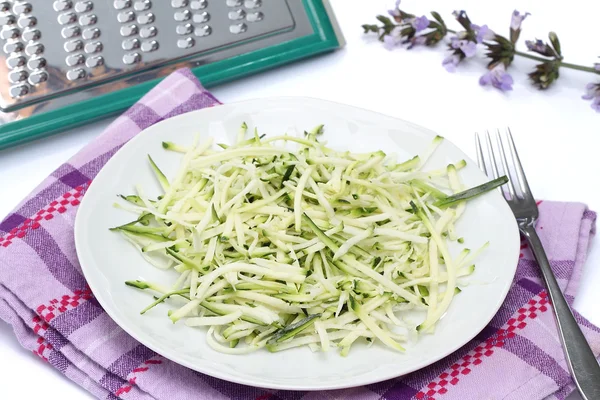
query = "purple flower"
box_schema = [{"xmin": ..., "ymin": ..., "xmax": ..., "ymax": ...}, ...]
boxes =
[
  {"xmin": 411, "ymin": 15, "xmax": 429, "ymax": 32},
  {"xmin": 595, "ymin": 63, "xmax": 600, "ymax": 72},
  {"xmin": 584, "ymin": 83, "xmax": 600, "ymax": 112},
  {"xmin": 583, "ymin": 82, "xmax": 600, "ymax": 99},
  {"xmin": 472, "ymin": 24, "xmax": 495, "ymax": 43},
  {"xmin": 383, "ymin": 35, "xmax": 396, "ymax": 50},
  {"xmin": 509, "ymin": 10, "xmax": 530, "ymax": 44},
  {"xmin": 479, "ymin": 64, "xmax": 514, "ymax": 91},
  {"xmin": 510, "ymin": 10, "xmax": 530, "ymax": 31},
  {"xmin": 452, "ymin": 10, "xmax": 466, "ymax": 20},
  {"xmin": 451, "ymin": 37, "xmax": 477, "ymax": 58},
  {"xmin": 451, "ymin": 9, "xmax": 476, "ymax": 33},
  {"xmin": 407, "ymin": 35, "xmax": 427, "ymax": 49},
  {"xmin": 383, "ymin": 35, "xmax": 399, "ymax": 50},
  {"xmin": 526, "ymin": 40, "xmax": 545, "ymax": 52},
  {"xmin": 524, "ymin": 39, "xmax": 556, "ymax": 58},
  {"xmin": 442, "ymin": 54, "xmax": 461, "ymax": 72},
  {"xmin": 388, "ymin": 0, "xmax": 401, "ymax": 17},
  {"xmin": 460, "ymin": 41, "xmax": 477, "ymax": 57},
  {"xmin": 383, "ymin": 26, "xmax": 403, "ymax": 50}
]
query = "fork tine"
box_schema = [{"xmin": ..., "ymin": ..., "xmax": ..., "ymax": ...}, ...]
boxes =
[
  {"xmin": 484, "ymin": 131, "xmax": 500, "ymax": 180},
  {"xmin": 495, "ymin": 129, "xmax": 517, "ymax": 199},
  {"xmin": 506, "ymin": 127, "xmax": 534, "ymax": 199},
  {"xmin": 474, "ymin": 133, "xmax": 488, "ymax": 176}
]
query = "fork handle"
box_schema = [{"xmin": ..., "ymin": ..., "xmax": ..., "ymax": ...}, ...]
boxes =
[{"xmin": 521, "ymin": 225, "xmax": 600, "ymax": 400}]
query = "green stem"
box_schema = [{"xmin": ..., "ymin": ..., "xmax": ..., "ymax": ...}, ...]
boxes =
[
  {"xmin": 558, "ymin": 61, "xmax": 598, "ymax": 74},
  {"xmin": 441, "ymin": 27, "xmax": 597, "ymax": 74},
  {"xmin": 514, "ymin": 51, "xmax": 598, "ymax": 73},
  {"xmin": 513, "ymin": 50, "xmax": 548, "ymax": 63}
]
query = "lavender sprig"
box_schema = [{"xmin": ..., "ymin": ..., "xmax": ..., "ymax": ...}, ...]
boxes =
[
  {"xmin": 363, "ymin": 2, "xmax": 600, "ymax": 112},
  {"xmin": 362, "ymin": 6, "xmax": 446, "ymax": 49}
]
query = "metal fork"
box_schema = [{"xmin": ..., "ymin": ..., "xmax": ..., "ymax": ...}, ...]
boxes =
[{"xmin": 475, "ymin": 129, "xmax": 600, "ymax": 400}]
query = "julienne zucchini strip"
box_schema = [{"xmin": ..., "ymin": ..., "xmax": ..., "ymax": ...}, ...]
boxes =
[{"xmin": 115, "ymin": 123, "xmax": 504, "ymax": 356}]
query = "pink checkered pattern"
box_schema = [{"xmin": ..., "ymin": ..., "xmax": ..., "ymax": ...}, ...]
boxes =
[
  {"xmin": 33, "ymin": 336, "xmax": 54, "ymax": 362},
  {"xmin": 417, "ymin": 291, "xmax": 550, "ymax": 399},
  {"xmin": 35, "ymin": 288, "xmax": 94, "ymax": 324},
  {"xmin": 115, "ymin": 358, "xmax": 164, "ymax": 397},
  {"xmin": 0, "ymin": 182, "xmax": 89, "ymax": 248}
]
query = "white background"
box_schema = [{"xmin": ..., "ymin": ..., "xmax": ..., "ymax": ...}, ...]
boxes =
[{"xmin": 1, "ymin": 0, "xmax": 599, "ymax": 398}]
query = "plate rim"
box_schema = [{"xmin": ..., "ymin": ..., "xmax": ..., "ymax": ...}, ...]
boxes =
[{"xmin": 74, "ymin": 96, "xmax": 520, "ymax": 391}]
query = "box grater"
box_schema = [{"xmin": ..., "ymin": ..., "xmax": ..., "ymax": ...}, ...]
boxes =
[{"xmin": 0, "ymin": 0, "xmax": 344, "ymax": 149}]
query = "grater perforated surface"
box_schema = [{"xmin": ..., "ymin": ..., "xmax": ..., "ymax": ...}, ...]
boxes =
[{"xmin": 0, "ymin": 0, "xmax": 294, "ymax": 111}]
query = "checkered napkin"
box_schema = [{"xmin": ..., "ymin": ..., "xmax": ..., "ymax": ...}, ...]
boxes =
[{"xmin": 1, "ymin": 68, "xmax": 599, "ymax": 400}]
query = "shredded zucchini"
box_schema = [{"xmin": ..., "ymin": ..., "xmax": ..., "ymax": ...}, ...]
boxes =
[{"xmin": 117, "ymin": 123, "xmax": 502, "ymax": 356}]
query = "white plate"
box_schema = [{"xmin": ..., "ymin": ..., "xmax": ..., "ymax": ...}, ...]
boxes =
[{"xmin": 75, "ymin": 97, "xmax": 520, "ymax": 391}]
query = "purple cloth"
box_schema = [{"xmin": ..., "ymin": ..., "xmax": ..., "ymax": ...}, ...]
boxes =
[{"xmin": 0, "ymin": 68, "xmax": 599, "ymax": 400}]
